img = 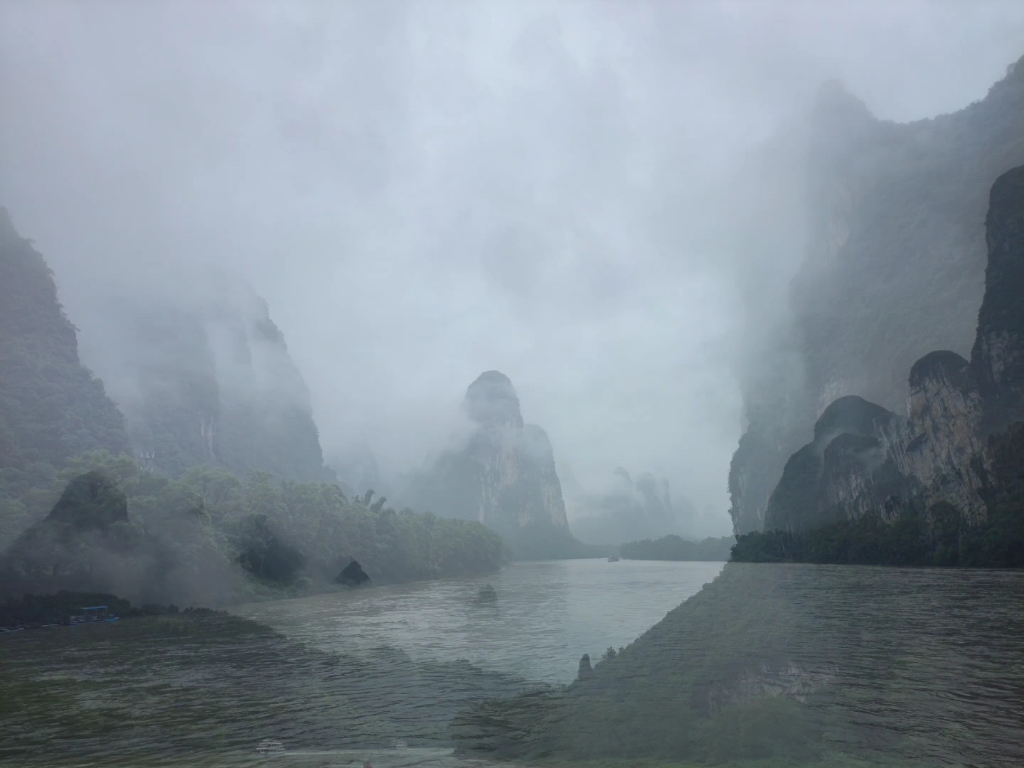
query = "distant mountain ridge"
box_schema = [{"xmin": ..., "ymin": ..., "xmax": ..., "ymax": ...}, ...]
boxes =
[{"xmin": 568, "ymin": 466, "xmax": 696, "ymax": 546}]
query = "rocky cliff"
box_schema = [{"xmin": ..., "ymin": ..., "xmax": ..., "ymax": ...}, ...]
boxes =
[
  {"xmin": 730, "ymin": 54, "xmax": 1024, "ymax": 534},
  {"xmin": 0, "ymin": 208, "xmax": 131, "ymax": 481},
  {"xmin": 82, "ymin": 278, "xmax": 331, "ymax": 483},
  {"xmin": 406, "ymin": 371, "xmax": 575, "ymax": 557},
  {"xmin": 763, "ymin": 165, "xmax": 1024, "ymax": 541}
]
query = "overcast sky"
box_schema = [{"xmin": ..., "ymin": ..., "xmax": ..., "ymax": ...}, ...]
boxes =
[{"xmin": 2, "ymin": 0, "xmax": 1023, "ymax": 534}]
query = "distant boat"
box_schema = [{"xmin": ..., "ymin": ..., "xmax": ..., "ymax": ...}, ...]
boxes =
[
  {"xmin": 393, "ymin": 739, "xmax": 408, "ymax": 750},
  {"xmin": 256, "ymin": 739, "xmax": 284, "ymax": 754},
  {"xmin": 608, "ymin": 556, "xmax": 620, "ymax": 562}
]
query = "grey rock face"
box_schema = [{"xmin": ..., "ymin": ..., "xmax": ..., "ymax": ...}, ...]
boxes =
[
  {"xmin": 730, "ymin": 57, "xmax": 1024, "ymax": 534},
  {"xmin": 764, "ymin": 164, "xmax": 1024, "ymax": 533}
]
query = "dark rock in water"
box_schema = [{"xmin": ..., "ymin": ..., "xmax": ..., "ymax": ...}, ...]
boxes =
[
  {"xmin": 577, "ymin": 654, "xmax": 593, "ymax": 681},
  {"xmin": 476, "ymin": 584, "xmax": 498, "ymax": 602},
  {"xmin": 335, "ymin": 559, "xmax": 370, "ymax": 587},
  {"xmin": 46, "ymin": 471, "xmax": 128, "ymax": 531}
]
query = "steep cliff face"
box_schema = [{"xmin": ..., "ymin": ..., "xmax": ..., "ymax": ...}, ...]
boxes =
[
  {"xmin": 82, "ymin": 280, "xmax": 330, "ymax": 482},
  {"xmin": 0, "ymin": 208, "xmax": 131, "ymax": 480},
  {"xmin": 972, "ymin": 164, "xmax": 1024, "ymax": 429},
  {"xmin": 764, "ymin": 165, "xmax": 1024, "ymax": 535},
  {"xmin": 730, "ymin": 55, "xmax": 1024, "ymax": 534},
  {"xmin": 407, "ymin": 371, "xmax": 574, "ymax": 556}
]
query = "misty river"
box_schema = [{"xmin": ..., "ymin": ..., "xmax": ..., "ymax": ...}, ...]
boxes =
[
  {"xmin": 234, "ymin": 559, "xmax": 724, "ymax": 685},
  {"xmin": 4, "ymin": 560, "xmax": 1024, "ymax": 767}
]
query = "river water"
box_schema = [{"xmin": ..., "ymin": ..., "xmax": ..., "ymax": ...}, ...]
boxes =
[
  {"xmin": 235, "ymin": 559, "xmax": 725, "ymax": 684},
  {"xmin": 3, "ymin": 560, "xmax": 1024, "ymax": 767}
]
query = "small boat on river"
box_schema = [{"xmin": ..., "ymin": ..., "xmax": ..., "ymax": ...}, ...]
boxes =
[{"xmin": 608, "ymin": 556, "xmax": 620, "ymax": 562}]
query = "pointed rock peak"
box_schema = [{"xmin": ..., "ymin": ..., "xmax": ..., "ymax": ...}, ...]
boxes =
[
  {"xmin": 462, "ymin": 370, "xmax": 523, "ymax": 428},
  {"xmin": 612, "ymin": 466, "xmax": 633, "ymax": 486}
]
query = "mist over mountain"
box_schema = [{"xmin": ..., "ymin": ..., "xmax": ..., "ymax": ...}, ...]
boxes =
[
  {"xmin": 733, "ymin": 163, "xmax": 1024, "ymax": 567},
  {"xmin": 400, "ymin": 371, "xmax": 577, "ymax": 558},
  {"xmin": 74, "ymin": 274, "xmax": 333, "ymax": 483},
  {"xmin": 566, "ymin": 466, "xmax": 698, "ymax": 546},
  {"xmin": 730, "ymin": 55, "xmax": 1024, "ymax": 535}
]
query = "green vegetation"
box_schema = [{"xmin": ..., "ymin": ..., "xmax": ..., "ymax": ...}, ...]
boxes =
[
  {"xmin": 1, "ymin": 451, "xmax": 506, "ymax": 603},
  {"xmin": 621, "ymin": 535, "xmax": 735, "ymax": 562}
]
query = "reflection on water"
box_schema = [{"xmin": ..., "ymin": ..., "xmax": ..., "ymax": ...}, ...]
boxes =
[
  {"xmin": 2, "ymin": 560, "xmax": 1023, "ymax": 767},
  {"xmin": 235, "ymin": 560, "xmax": 725, "ymax": 684}
]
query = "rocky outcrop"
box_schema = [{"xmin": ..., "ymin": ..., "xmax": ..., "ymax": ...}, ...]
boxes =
[
  {"xmin": 764, "ymin": 397, "xmax": 908, "ymax": 531},
  {"xmin": 764, "ymin": 165, "xmax": 1024, "ymax": 535},
  {"xmin": 577, "ymin": 654, "xmax": 593, "ymax": 681},
  {"xmin": 82, "ymin": 278, "xmax": 331, "ymax": 482},
  {"xmin": 730, "ymin": 54, "xmax": 1024, "ymax": 534},
  {"xmin": 335, "ymin": 559, "xmax": 371, "ymax": 588},
  {"xmin": 404, "ymin": 371, "xmax": 575, "ymax": 557}
]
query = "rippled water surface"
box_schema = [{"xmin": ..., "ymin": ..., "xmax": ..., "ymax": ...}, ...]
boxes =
[
  {"xmin": 3, "ymin": 560, "xmax": 1024, "ymax": 768},
  {"xmin": 235, "ymin": 559, "xmax": 725, "ymax": 684}
]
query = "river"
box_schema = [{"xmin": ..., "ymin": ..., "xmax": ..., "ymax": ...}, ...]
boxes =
[
  {"xmin": 235, "ymin": 559, "xmax": 725, "ymax": 684},
  {"xmin": 3, "ymin": 559, "xmax": 1024, "ymax": 767}
]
